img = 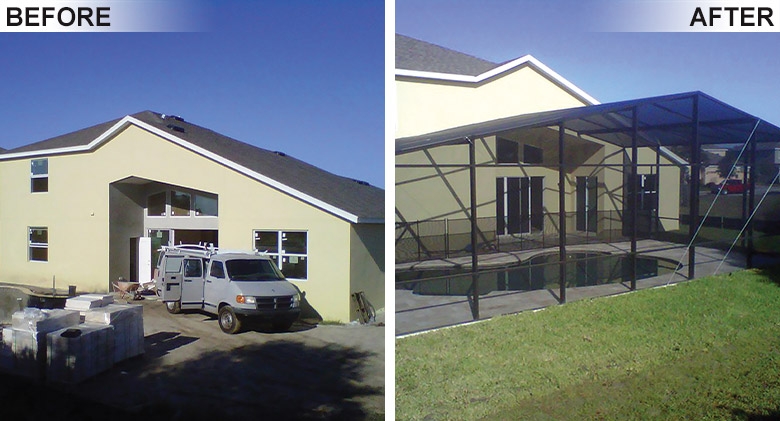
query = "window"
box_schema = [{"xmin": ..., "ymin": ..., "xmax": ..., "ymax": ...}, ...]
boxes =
[
  {"xmin": 183, "ymin": 259, "xmax": 203, "ymax": 277},
  {"xmin": 496, "ymin": 138, "xmax": 519, "ymax": 164},
  {"xmin": 29, "ymin": 227, "xmax": 48, "ymax": 262},
  {"xmin": 164, "ymin": 256, "xmax": 183, "ymax": 273},
  {"xmin": 148, "ymin": 192, "xmax": 166, "ymax": 216},
  {"xmin": 193, "ymin": 194, "xmax": 218, "ymax": 216},
  {"xmin": 170, "ymin": 191, "xmax": 191, "ymax": 216},
  {"xmin": 210, "ymin": 261, "xmax": 225, "ymax": 279},
  {"xmin": 523, "ymin": 145, "xmax": 543, "ymax": 164},
  {"xmin": 253, "ymin": 230, "xmax": 308, "ymax": 280},
  {"xmin": 31, "ymin": 159, "xmax": 48, "ymax": 193}
]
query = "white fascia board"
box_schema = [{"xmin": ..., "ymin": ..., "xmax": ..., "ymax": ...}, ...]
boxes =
[
  {"xmin": 396, "ymin": 55, "xmax": 600, "ymax": 106},
  {"xmin": 0, "ymin": 116, "xmax": 368, "ymax": 224},
  {"xmin": 0, "ymin": 117, "xmax": 132, "ymax": 160}
]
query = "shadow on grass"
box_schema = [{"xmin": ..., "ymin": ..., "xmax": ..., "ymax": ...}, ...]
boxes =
[
  {"xmin": 748, "ymin": 263, "xmax": 780, "ymax": 288},
  {"xmin": 729, "ymin": 408, "xmax": 780, "ymax": 420}
]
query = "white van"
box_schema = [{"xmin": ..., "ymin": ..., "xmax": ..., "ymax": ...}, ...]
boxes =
[{"xmin": 155, "ymin": 245, "xmax": 301, "ymax": 334}]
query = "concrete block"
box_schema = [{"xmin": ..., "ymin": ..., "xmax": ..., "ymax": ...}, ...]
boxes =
[
  {"xmin": 80, "ymin": 294, "xmax": 114, "ymax": 306},
  {"xmin": 12, "ymin": 308, "xmax": 80, "ymax": 334},
  {"xmin": 10, "ymin": 328, "xmax": 47, "ymax": 379},
  {"xmin": 65, "ymin": 296, "xmax": 105, "ymax": 311},
  {"xmin": 84, "ymin": 304, "xmax": 144, "ymax": 363},
  {"xmin": 47, "ymin": 323, "xmax": 115, "ymax": 384}
]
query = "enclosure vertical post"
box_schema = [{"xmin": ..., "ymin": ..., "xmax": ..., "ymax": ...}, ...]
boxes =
[
  {"xmin": 655, "ymin": 144, "xmax": 661, "ymax": 236},
  {"xmin": 630, "ymin": 107, "xmax": 639, "ymax": 290},
  {"xmin": 558, "ymin": 123, "xmax": 567, "ymax": 303},
  {"xmin": 747, "ymin": 130, "xmax": 757, "ymax": 268},
  {"xmin": 741, "ymin": 147, "xmax": 749, "ymax": 250},
  {"xmin": 688, "ymin": 94, "xmax": 701, "ymax": 280},
  {"xmin": 469, "ymin": 138, "xmax": 480, "ymax": 319}
]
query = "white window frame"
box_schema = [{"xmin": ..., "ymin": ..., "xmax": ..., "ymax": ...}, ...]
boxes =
[
  {"xmin": 253, "ymin": 230, "xmax": 308, "ymax": 281},
  {"xmin": 28, "ymin": 226, "xmax": 48, "ymax": 262},
  {"xmin": 30, "ymin": 158, "xmax": 48, "ymax": 193}
]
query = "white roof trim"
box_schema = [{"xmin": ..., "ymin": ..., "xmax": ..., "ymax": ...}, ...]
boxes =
[
  {"xmin": 396, "ymin": 54, "xmax": 600, "ymax": 105},
  {"xmin": 396, "ymin": 55, "xmax": 689, "ymax": 165},
  {"xmin": 0, "ymin": 116, "xmax": 368, "ymax": 224}
]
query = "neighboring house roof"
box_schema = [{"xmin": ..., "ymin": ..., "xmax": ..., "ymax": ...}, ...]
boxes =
[
  {"xmin": 0, "ymin": 112, "xmax": 384, "ymax": 223},
  {"xmin": 396, "ymin": 34, "xmax": 500, "ymax": 76}
]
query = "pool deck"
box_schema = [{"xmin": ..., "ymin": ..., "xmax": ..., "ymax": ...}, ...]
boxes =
[{"xmin": 395, "ymin": 240, "xmax": 774, "ymax": 336}]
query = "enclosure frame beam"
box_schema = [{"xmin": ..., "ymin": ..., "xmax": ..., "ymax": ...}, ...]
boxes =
[
  {"xmin": 468, "ymin": 137, "xmax": 480, "ymax": 319},
  {"xmin": 747, "ymin": 133, "xmax": 757, "ymax": 268},
  {"xmin": 688, "ymin": 95, "xmax": 701, "ymax": 280},
  {"xmin": 630, "ymin": 107, "xmax": 639, "ymax": 290},
  {"xmin": 558, "ymin": 123, "xmax": 567, "ymax": 303}
]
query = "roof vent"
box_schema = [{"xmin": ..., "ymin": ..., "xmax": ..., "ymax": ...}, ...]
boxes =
[
  {"xmin": 166, "ymin": 124, "xmax": 185, "ymax": 133},
  {"xmin": 274, "ymin": 151, "xmax": 287, "ymax": 157},
  {"xmin": 353, "ymin": 179, "xmax": 370, "ymax": 186},
  {"xmin": 161, "ymin": 114, "xmax": 184, "ymax": 122}
]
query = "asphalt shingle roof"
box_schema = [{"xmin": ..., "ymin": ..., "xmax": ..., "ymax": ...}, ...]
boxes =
[
  {"xmin": 396, "ymin": 34, "xmax": 500, "ymax": 76},
  {"xmin": 0, "ymin": 112, "xmax": 384, "ymax": 222}
]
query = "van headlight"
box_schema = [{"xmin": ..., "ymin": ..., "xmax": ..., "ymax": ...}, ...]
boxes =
[
  {"xmin": 236, "ymin": 295, "xmax": 256, "ymax": 304},
  {"xmin": 292, "ymin": 292, "xmax": 301, "ymax": 308}
]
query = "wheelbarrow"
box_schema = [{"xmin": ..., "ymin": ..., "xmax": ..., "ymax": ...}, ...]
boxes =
[{"xmin": 112, "ymin": 280, "xmax": 141, "ymax": 300}]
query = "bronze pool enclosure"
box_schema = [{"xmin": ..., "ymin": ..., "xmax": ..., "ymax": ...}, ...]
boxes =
[{"xmin": 396, "ymin": 91, "xmax": 780, "ymax": 330}]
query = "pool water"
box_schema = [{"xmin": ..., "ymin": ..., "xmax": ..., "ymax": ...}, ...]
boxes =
[{"xmin": 396, "ymin": 252, "xmax": 678, "ymax": 296}]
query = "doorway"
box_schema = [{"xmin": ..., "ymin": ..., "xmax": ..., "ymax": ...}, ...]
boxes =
[
  {"xmin": 576, "ymin": 176, "xmax": 598, "ymax": 233},
  {"xmin": 496, "ymin": 176, "xmax": 543, "ymax": 234}
]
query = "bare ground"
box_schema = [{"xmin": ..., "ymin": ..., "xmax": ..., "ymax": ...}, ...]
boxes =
[{"xmin": 0, "ymin": 296, "xmax": 385, "ymax": 420}]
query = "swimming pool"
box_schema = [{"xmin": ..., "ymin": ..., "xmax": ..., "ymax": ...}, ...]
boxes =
[{"xmin": 395, "ymin": 252, "xmax": 678, "ymax": 296}]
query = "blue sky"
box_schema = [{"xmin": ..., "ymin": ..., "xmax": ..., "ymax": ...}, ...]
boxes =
[
  {"xmin": 0, "ymin": 1, "xmax": 384, "ymax": 187},
  {"xmin": 396, "ymin": 0, "xmax": 780, "ymax": 126}
]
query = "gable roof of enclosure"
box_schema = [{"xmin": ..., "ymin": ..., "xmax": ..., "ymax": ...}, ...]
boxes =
[{"xmin": 396, "ymin": 91, "xmax": 780, "ymax": 155}]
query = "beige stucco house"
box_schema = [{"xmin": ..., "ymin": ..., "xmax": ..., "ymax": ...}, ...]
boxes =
[
  {"xmin": 395, "ymin": 34, "xmax": 682, "ymax": 261},
  {"xmin": 0, "ymin": 112, "xmax": 384, "ymax": 322}
]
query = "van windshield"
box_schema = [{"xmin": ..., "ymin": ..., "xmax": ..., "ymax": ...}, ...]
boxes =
[{"xmin": 225, "ymin": 259, "xmax": 285, "ymax": 281}]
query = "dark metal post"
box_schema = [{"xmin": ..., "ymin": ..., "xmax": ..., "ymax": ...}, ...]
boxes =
[
  {"xmin": 747, "ymin": 131, "xmax": 757, "ymax": 268},
  {"xmin": 469, "ymin": 138, "xmax": 480, "ymax": 319},
  {"xmin": 630, "ymin": 107, "xmax": 639, "ymax": 290},
  {"xmin": 655, "ymin": 144, "xmax": 661, "ymax": 236},
  {"xmin": 558, "ymin": 124, "xmax": 567, "ymax": 303},
  {"xmin": 688, "ymin": 95, "xmax": 701, "ymax": 279},
  {"xmin": 741, "ymin": 144, "xmax": 749, "ymax": 250}
]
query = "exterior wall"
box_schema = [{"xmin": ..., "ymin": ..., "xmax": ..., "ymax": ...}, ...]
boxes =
[
  {"xmin": 349, "ymin": 223, "xmax": 384, "ymax": 319},
  {"xmin": 396, "ymin": 133, "xmax": 681, "ymax": 232},
  {"xmin": 0, "ymin": 125, "xmax": 362, "ymax": 322},
  {"xmin": 396, "ymin": 66, "xmax": 681, "ymax": 238},
  {"xmin": 396, "ymin": 66, "xmax": 589, "ymax": 138}
]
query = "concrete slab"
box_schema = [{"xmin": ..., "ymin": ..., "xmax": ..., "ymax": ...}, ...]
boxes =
[{"xmin": 396, "ymin": 241, "xmax": 772, "ymax": 335}]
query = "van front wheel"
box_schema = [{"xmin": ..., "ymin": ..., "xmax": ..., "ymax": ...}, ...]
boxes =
[{"xmin": 218, "ymin": 305, "xmax": 242, "ymax": 334}]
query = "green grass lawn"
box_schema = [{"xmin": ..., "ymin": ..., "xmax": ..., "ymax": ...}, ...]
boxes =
[{"xmin": 396, "ymin": 267, "xmax": 780, "ymax": 420}]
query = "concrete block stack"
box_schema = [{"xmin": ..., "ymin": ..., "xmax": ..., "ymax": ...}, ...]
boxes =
[
  {"xmin": 7, "ymin": 308, "xmax": 80, "ymax": 379},
  {"xmin": 84, "ymin": 304, "xmax": 144, "ymax": 364},
  {"xmin": 46, "ymin": 323, "xmax": 115, "ymax": 384},
  {"xmin": 0, "ymin": 299, "xmax": 145, "ymax": 383},
  {"xmin": 64, "ymin": 294, "xmax": 114, "ymax": 315}
]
